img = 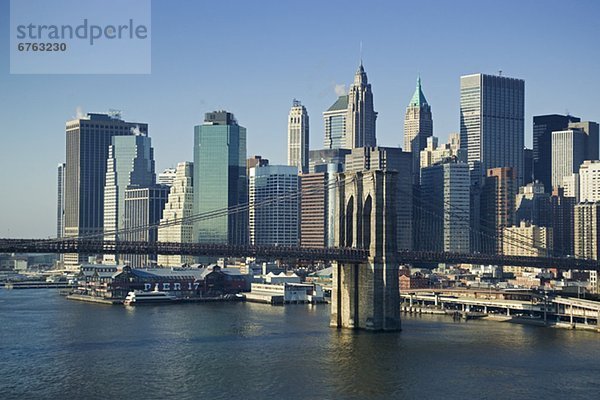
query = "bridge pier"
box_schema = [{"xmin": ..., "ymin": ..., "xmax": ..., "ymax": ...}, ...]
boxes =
[{"xmin": 330, "ymin": 170, "xmax": 401, "ymax": 331}]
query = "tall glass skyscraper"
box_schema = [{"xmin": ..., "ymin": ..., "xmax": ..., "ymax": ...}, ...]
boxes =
[
  {"xmin": 249, "ymin": 165, "xmax": 299, "ymax": 246},
  {"xmin": 64, "ymin": 112, "xmax": 146, "ymax": 268},
  {"xmin": 193, "ymin": 111, "xmax": 248, "ymax": 245},
  {"xmin": 460, "ymin": 73, "xmax": 524, "ymax": 186},
  {"xmin": 103, "ymin": 134, "xmax": 156, "ymax": 263}
]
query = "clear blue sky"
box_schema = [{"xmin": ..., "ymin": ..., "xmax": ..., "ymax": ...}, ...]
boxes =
[{"xmin": 1, "ymin": 0, "xmax": 600, "ymax": 238}]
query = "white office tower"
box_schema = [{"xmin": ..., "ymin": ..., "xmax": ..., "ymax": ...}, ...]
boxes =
[
  {"xmin": 578, "ymin": 160, "xmax": 600, "ymax": 202},
  {"xmin": 157, "ymin": 162, "xmax": 195, "ymax": 266},
  {"xmin": 287, "ymin": 99, "xmax": 309, "ymax": 173},
  {"xmin": 249, "ymin": 165, "xmax": 299, "ymax": 246},
  {"xmin": 551, "ymin": 128, "xmax": 586, "ymax": 190}
]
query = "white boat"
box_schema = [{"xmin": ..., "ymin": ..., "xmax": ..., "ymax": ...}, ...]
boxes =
[{"xmin": 124, "ymin": 289, "xmax": 176, "ymax": 306}]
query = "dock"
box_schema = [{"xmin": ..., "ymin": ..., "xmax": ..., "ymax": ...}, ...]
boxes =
[
  {"xmin": 401, "ymin": 289, "xmax": 600, "ymax": 332},
  {"xmin": 4, "ymin": 282, "xmax": 74, "ymax": 290},
  {"xmin": 66, "ymin": 294, "xmax": 122, "ymax": 305}
]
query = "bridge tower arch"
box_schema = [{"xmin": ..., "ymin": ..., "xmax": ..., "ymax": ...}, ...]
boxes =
[{"xmin": 331, "ymin": 170, "xmax": 401, "ymax": 331}]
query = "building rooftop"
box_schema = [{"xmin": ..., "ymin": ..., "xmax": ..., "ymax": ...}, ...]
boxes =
[{"xmin": 326, "ymin": 95, "xmax": 349, "ymax": 112}]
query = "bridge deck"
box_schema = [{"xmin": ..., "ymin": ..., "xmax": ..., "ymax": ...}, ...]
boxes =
[{"xmin": 0, "ymin": 239, "xmax": 598, "ymax": 270}]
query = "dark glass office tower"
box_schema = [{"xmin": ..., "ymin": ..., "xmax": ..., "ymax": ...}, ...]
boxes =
[
  {"xmin": 64, "ymin": 113, "xmax": 146, "ymax": 268},
  {"xmin": 533, "ymin": 114, "xmax": 580, "ymax": 192}
]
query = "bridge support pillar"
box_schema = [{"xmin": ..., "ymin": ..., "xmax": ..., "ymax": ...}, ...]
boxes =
[
  {"xmin": 330, "ymin": 170, "xmax": 401, "ymax": 331},
  {"xmin": 331, "ymin": 261, "xmax": 400, "ymax": 331}
]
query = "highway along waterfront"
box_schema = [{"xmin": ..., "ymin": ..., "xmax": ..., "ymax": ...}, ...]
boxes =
[{"xmin": 1, "ymin": 289, "xmax": 599, "ymax": 400}]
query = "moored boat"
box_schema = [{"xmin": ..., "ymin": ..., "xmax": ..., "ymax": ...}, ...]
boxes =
[{"xmin": 124, "ymin": 289, "xmax": 176, "ymax": 306}]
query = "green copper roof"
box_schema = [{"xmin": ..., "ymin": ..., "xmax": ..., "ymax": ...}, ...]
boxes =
[
  {"xmin": 408, "ymin": 76, "xmax": 428, "ymax": 107},
  {"xmin": 327, "ymin": 95, "xmax": 349, "ymax": 111}
]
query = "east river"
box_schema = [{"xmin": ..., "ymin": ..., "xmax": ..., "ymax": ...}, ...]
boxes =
[{"xmin": 1, "ymin": 290, "xmax": 599, "ymax": 400}]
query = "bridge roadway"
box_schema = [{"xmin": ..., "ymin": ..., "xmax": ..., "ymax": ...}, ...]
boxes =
[
  {"xmin": 0, "ymin": 239, "xmax": 367, "ymax": 263},
  {"xmin": 0, "ymin": 238, "xmax": 599, "ymax": 270}
]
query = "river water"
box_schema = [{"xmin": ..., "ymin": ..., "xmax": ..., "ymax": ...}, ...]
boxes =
[{"xmin": 1, "ymin": 290, "xmax": 599, "ymax": 400}]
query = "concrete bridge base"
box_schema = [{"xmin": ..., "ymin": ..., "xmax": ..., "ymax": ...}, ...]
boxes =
[{"xmin": 330, "ymin": 261, "xmax": 401, "ymax": 331}]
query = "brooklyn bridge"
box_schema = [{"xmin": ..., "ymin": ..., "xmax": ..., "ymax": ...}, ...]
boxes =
[{"xmin": 1, "ymin": 170, "xmax": 597, "ymax": 331}]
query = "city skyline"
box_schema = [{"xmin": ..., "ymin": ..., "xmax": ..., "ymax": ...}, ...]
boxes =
[{"xmin": 1, "ymin": 0, "xmax": 600, "ymax": 237}]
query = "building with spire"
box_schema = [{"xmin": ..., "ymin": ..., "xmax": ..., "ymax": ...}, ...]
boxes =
[
  {"xmin": 404, "ymin": 77, "xmax": 433, "ymax": 183},
  {"xmin": 287, "ymin": 99, "xmax": 309, "ymax": 173},
  {"xmin": 345, "ymin": 63, "xmax": 377, "ymax": 149}
]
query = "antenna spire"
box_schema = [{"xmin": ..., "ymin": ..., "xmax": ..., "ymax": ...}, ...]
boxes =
[{"xmin": 359, "ymin": 41, "xmax": 363, "ymax": 65}]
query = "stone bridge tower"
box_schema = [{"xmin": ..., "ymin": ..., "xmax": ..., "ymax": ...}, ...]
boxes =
[{"xmin": 330, "ymin": 170, "xmax": 401, "ymax": 331}]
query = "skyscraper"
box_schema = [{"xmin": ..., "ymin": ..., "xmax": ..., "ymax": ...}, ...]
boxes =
[
  {"xmin": 64, "ymin": 112, "xmax": 145, "ymax": 268},
  {"xmin": 481, "ymin": 167, "xmax": 517, "ymax": 254},
  {"xmin": 299, "ymin": 171, "xmax": 328, "ymax": 248},
  {"xmin": 533, "ymin": 114, "xmax": 580, "ymax": 192},
  {"xmin": 157, "ymin": 162, "xmax": 195, "ymax": 266},
  {"xmin": 460, "ymin": 73, "xmax": 525, "ymax": 185},
  {"xmin": 551, "ymin": 187, "xmax": 575, "ymax": 257},
  {"xmin": 249, "ymin": 165, "xmax": 299, "ymax": 246},
  {"xmin": 420, "ymin": 160, "xmax": 470, "ymax": 252},
  {"xmin": 569, "ymin": 121, "xmax": 599, "ymax": 160},
  {"xmin": 122, "ymin": 185, "xmax": 170, "ymax": 267},
  {"xmin": 578, "ymin": 160, "xmax": 600, "ymax": 202},
  {"xmin": 345, "ymin": 63, "xmax": 377, "ymax": 149},
  {"xmin": 574, "ymin": 202, "xmax": 600, "ymax": 260},
  {"xmin": 56, "ymin": 163, "xmax": 65, "ymax": 238},
  {"xmin": 193, "ymin": 111, "xmax": 247, "ymax": 245},
  {"xmin": 404, "ymin": 77, "xmax": 433, "ymax": 183},
  {"xmin": 287, "ymin": 99, "xmax": 309, "ymax": 173},
  {"xmin": 103, "ymin": 134, "xmax": 156, "ymax": 263},
  {"xmin": 551, "ymin": 128, "xmax": 586, "ymax": 189},
  {"xmin": 323, "ymin": 95, "xmax": 348, "ymax": 149}
]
